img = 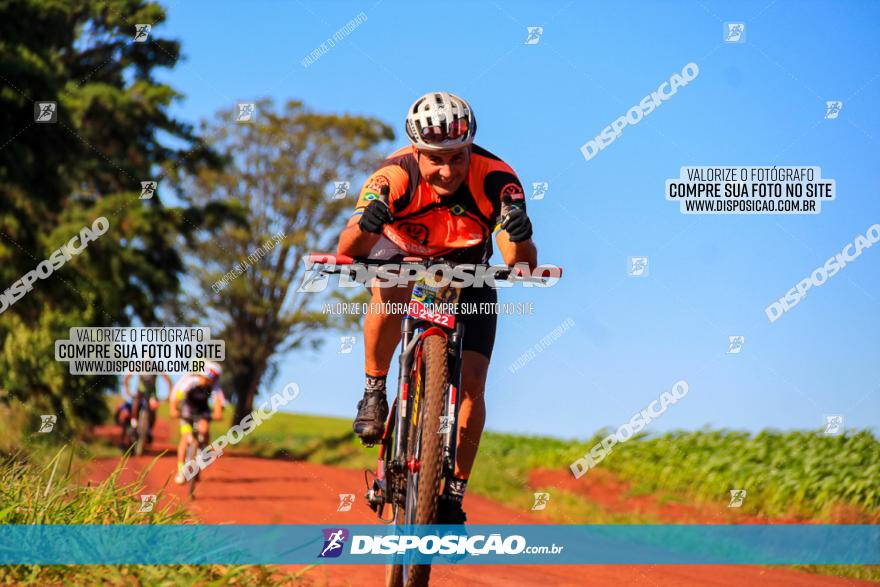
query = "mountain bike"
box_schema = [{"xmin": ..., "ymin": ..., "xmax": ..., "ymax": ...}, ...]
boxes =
[
  {"xmin": 305, "ymin": 252, "xmax": 560, "ymax": 587},
  {"xmin": 120, "ymin": 393, "xmax": 152, "ymax": 456}
]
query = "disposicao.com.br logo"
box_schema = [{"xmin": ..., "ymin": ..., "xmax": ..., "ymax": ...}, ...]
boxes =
[
  {"xmin": 316, "ymin": 530, "xmax": 564, "ymax": 558},
  {"xmin": 349, "ymin": 534, "xmax": 529, "ymax": 556}
]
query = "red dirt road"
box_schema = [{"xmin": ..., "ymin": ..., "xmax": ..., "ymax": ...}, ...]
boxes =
[{"xmin": 87, "ymin": 421, "xmax": 875, "ymax": 586}]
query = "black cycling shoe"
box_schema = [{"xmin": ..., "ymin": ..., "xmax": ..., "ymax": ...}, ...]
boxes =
[
  {"xmin": 353, "ymin": 389, "xmax": 388, "ymax": 445},
  {"xmin": 436, "ymin": 497, "xmax": 467, "ymax": 525}
]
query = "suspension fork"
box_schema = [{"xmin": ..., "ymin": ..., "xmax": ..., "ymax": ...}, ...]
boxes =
[
  {"xmin": 443, "ymin": 321, "xmax": 465, "ymax": 475},
  {"xmin": 393, "ymin": 316, "xmax": 416, "ymax": 462}
]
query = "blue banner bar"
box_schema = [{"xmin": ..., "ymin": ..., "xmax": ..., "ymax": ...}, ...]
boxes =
[{"xmin": 0, "ymin": 524, "xmax": 877, "ymax": 564}]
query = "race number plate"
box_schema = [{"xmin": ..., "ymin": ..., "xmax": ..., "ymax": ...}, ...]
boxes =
[{"xmin": 408, "ymin": 300, "xmax": 456, "ymax": 328}]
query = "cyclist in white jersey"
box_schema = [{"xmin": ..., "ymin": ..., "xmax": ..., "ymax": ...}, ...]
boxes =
[{"xmin": 169, "ymin": 362, "xmax": 225, "ymax": 484}]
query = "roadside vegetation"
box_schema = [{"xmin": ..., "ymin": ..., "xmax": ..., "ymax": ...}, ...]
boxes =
[
  {"xmin": 233, "ymin": 410, "xmax": 880, "ymax": 583},
  {"xmin": 0, "ymin": 449, "xmax": 296, "ymax": 586},
  {"xmin": 0, "ymin": 404, "xmax": 296, "ymax": 586},
  {"xmin": 235, "ymin": 410, "xmax": 880, "ymax": 521}
]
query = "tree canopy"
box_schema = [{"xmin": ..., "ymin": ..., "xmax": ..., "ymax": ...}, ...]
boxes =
[
  {"xmin": 0, "ymin": 0, "xmax": 220, "ymax": 429},
  {"xmin": 175, "ymin": 98, "xmax": 394, "ymax": 423}
]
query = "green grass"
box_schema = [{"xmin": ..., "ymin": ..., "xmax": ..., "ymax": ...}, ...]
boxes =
[
  {"xmin": 214, "ymin": 403, "xmax": 376, "ymax": 470},
  {"xmin": 0, "ymin": 436, "xmax": 295, "ymax": 586},
  {"xmin": 589, "ymin": 428, "xmax": 880, "ymax": 519}
]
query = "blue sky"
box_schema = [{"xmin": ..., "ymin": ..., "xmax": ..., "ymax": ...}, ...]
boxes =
[{"xmin": 150, "ymin": 0, "xmax": 880, "ymax": 439}]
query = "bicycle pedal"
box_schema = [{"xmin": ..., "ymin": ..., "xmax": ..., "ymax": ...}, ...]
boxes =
[{"xmin": 365, "ymin": 476, "xmax": 385, "ymax": 511}]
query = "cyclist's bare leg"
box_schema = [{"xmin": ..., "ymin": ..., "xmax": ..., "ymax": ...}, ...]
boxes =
[
  {"xmin": 364, "ymin": 282, "xmax": 414, "ymax": 375},
  {"xmin": 366, "ymin": 279, "xmax": 489, "ymax": 477},
  {"xmin": 177, "ymin": 431, "xmax": 189, "ymax": 466},
  {"xmin": 354, "ymin": 282, "xmax": 413, "ymax": 441},
  {"xmin": 454, "ymin": 350, "xmax": 489, "ymax": 478},
  {"xmin": 196, "ymin": 418, "xmax": 210, "ymax": 443}
]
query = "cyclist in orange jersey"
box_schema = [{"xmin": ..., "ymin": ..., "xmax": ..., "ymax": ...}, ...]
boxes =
[{"xmin": 337, "ymin": 91, "xmax": 538, "ymax": 524}]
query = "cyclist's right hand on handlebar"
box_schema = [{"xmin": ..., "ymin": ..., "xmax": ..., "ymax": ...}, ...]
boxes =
[{"xmin": 358, "ymin": 199, "xmax": 393, "ymax": 234}]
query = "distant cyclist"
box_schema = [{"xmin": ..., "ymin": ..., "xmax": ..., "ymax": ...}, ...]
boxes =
[
  {"xmin": 123, "ymin": 371, "xmax": 172, "ymax": 444},
  {"xmin": 169, "ymin": 362, "xmax": 225, "ymax": 485},
  {"xmin": 114, "ymin": 398, "xmax": 133, "ymax": 448}
]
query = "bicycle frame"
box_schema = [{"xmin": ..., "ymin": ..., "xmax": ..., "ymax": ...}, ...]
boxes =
[
  {"xmin": 131, "ymin": 392, "xmax": 156, "ymax": 428},
  {"xmin": 378, "ymin": 308, "xmax": 464, "ymax": 524},
  {"xmin": 123, "ymin": 392, "xmax": 153, "ymax": 454}
]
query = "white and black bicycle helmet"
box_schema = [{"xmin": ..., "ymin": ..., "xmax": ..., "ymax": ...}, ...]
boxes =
[
  {"xmin": 202, "ymin": 361, "xmax": 223, "ymax": 382},
  {"xmin": 405, "ymin": 91, "xmax": 477, "ymax": 151}
]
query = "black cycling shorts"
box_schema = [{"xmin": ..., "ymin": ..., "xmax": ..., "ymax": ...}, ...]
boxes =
[
  {"xmin": 455, "ymin": 285, "xmax": 498, "ymax": 361},
  {"xmin": 364, "ymin": 240, "xmax": 499, "ymax": 361},
  {"xmin": 180, "ymin": 401, "xmax": 212, "ymax": 423}
]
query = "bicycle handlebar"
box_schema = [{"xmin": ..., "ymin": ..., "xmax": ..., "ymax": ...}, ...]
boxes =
[
  {"xmin": 305, "ymin": 252, "xmax": 563, "ymax": 283},
  {"xmin": 307, "ymin": 253, "xmax": 355, "ymax": 265}
]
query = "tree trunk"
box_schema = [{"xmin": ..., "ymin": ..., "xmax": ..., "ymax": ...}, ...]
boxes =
[{"xmin": 231, "ymin": 363, "xmax": 263, "ymax": 426}]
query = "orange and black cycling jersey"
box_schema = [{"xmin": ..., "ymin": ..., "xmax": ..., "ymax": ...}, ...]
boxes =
[{"xmin": 353, "ymin": 144, "xmax": 527, "ymax": 264}]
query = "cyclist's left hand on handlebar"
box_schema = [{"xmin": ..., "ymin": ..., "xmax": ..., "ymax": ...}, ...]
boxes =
[{"xmin": 502, "ymin": 206, "xmax": 533, "ymax": 242}]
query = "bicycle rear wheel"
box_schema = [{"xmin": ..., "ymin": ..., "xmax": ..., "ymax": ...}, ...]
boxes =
[
  {"xmin": 121, "ymin": 421, "xmax": 135, "ymax": 452},
  {"xmin": 400, "ymin": 334, "xmax": 449, "ymax": 587}
]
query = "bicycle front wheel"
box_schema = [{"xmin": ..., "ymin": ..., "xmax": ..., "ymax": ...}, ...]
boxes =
[
  {"xmin": 401, "ymin": 334, "xmax": 449, "ymax": 587},
  {"xmin": 185, "ymin": 439, "xmax": 199, "ymax": 499}
]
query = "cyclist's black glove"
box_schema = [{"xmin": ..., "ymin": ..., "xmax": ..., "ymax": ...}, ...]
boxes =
[
  {"xmin": 502, "ymin": 206, "xmax": 533, "ymax": 243},
  {"xmin": 358, "ymin": 199, "xmax": 393, "ymax": 234}
]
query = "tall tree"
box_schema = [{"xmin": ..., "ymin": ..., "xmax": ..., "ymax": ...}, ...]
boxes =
[
  {"xmin": 175, "ymin": 98, "xmax": 393, "ymax": 424},
  {"xmin": 0, "ymin": 0, "xmax": 220, "ymax": 430}
]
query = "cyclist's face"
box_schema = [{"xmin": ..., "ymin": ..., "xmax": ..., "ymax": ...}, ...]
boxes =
[{"xmin": 417, "ymin": 147, "xmax": 469, "ymax": 196}]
